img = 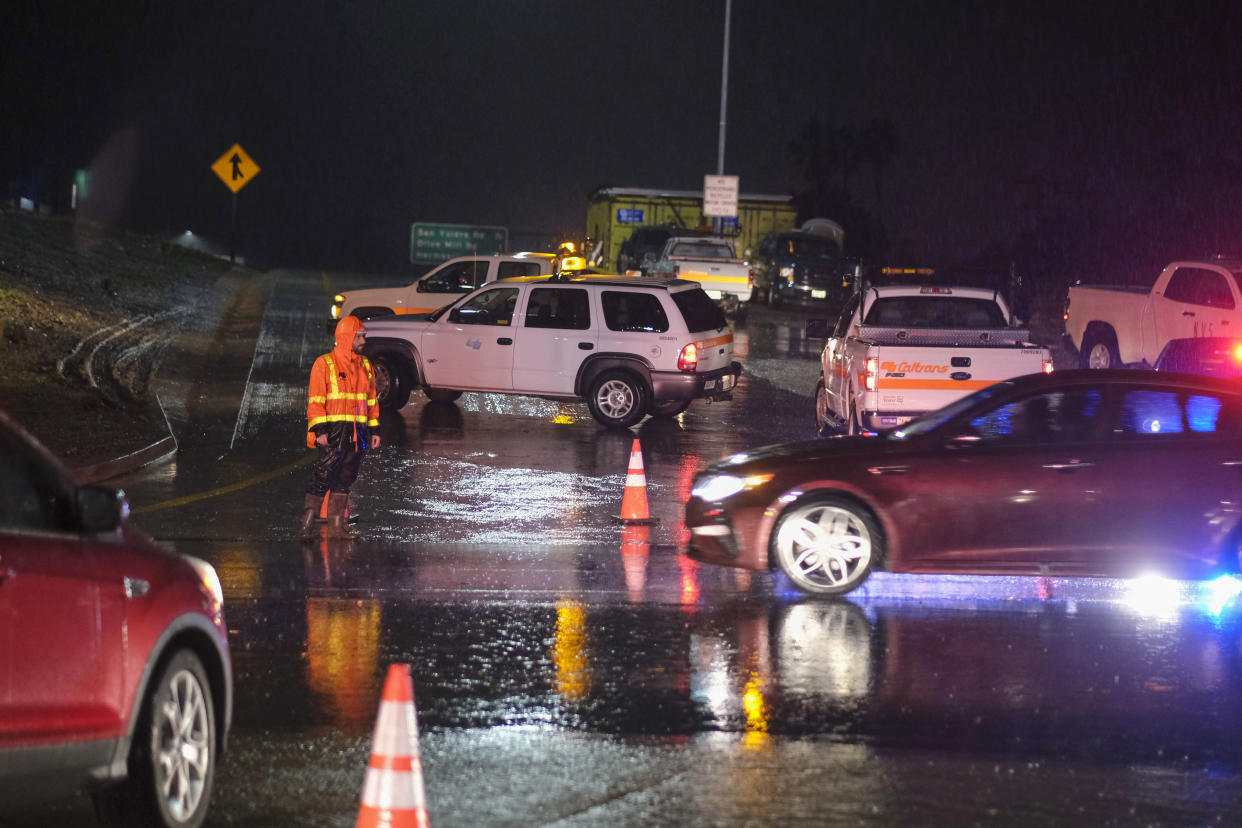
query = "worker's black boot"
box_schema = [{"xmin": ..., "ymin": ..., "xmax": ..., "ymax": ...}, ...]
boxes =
[
  {"xmin": 298, "ymin": 494, "xmax": 321, "ymax": 540},
  {"xmin": 325, "ymin": 492, "xmax": 356, "ymax": 540}
]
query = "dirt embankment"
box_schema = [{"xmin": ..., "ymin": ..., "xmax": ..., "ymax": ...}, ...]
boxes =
[{"xmin": 0, "ymin": 206, "xmax": 239, "ymax": 466}]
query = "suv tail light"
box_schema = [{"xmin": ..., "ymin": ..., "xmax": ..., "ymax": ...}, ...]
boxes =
[
  {"xmin": 1043, "ymin": 359, "xmax": 1054, "ymax": 374},
  {"xmin": 678, "ymin": 343, "xmax": 698, "ymax": 372},
  {"xmin": 748, "ymin": 268, "xmax": 754, "ymax": 288},
  {"xmin": 673, "ymin": 265, "xmax": 680, "ymax": 278},
  {"xmin": 865, "ymin": 357, "xmax": 878, "ymax": 391}
]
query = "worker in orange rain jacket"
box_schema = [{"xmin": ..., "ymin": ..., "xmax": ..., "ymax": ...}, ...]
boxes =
[{"xmin": 301, "ymin": 315, "xmax": 381, "ymax": 540}]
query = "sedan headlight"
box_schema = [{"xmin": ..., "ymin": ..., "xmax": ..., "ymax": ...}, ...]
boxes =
[
  {"xmin": 184, "ymin": 554, "xmax": 224, "ymax": 609},
  {"xmin": 691, "ymin": 473, "xmax": 773, "ymax": 502}
]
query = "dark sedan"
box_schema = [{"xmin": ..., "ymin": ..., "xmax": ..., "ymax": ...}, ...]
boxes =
[{"xmin": 684, "ymin": 369, "xmax": 1242, "ymax": 595}]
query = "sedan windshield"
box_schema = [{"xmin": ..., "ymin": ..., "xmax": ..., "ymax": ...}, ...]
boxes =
[{"xmin": 890, "ymin": 381, "xmax": 1014, "ymax": 439}]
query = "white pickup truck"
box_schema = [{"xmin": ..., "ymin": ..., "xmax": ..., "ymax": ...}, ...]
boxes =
[
  {"xmin": 329, "ymin": 252, "xmax": 554, "ymax": 329},
  {"xmin": 814, "ymin": 285, "xmax": 1053, "ymax": 434},
  {"xmin": 648, "ymin": 236, "xmax": 753, "ymax": 313},
  {"xmin": 1064, "ymin": 258, "xmax": 1242, "ymax": 368}
]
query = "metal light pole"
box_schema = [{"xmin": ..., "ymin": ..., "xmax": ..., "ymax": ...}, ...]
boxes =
[
  {"xmin": 714, "ymin": 0, "xmax": 732, "ymax": 235},
  {"xmin": 717, "ymin": 0, "xmax": 731, "ymax": 176}
]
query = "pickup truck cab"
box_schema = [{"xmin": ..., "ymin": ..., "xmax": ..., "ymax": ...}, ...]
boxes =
[
  {"xmin": 329, "ymin": 252, "xmax": 554, "ymax": 327},
  {"xmin": 816, "ymin": 285, "xmax": 1053, "ymax": 434},
  {"xmin": 648, "ymin": 235, "xmax": 753, "ymax": 313},
  {"xmin": 1065, "ymin": 259, "xmax": 1242, "ymax": 368},
  {"xmin": 359, "ymin": 275, "xmax": 742, "ymax": 428}
]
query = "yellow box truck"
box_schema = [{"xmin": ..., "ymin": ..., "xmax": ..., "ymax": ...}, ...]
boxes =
[{"xmin": 587, "ymin": 187, "xmax": 798, "ymax": 273}]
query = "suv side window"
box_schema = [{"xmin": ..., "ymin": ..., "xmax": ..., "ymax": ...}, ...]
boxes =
[
  {"xmin": 454, "ymin": 287, "xmax": 519, "ymax": 326},
  {"xmin": 524, "ymin": 288, "xmax": 590, "ymax": 330},
  {"xmin": 421, "ymin": 260, "xmax": 487, "ymax": 293},
  {"xmin": 497, "ymin": 261, "xmax": 544, "ymax": 279},
  {"xmin": 602, "ymin": 291, "xmax": 670, "ymax": 333}
]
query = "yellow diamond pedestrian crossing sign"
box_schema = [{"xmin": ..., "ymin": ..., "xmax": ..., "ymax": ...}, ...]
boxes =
[{"xmin": 212, "ymin": 143, "xmax": 260, "ymax": 193}]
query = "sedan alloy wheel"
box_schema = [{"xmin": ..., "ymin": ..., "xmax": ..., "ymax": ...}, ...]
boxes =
[{"xmin": 772, "ymin": 498, "xmax": 880, "ymax": 595}]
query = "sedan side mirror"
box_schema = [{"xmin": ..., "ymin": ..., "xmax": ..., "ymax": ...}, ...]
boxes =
[
  {"xmin": 448, "ymin": 308, "xmax": 462, "ymax": 323},
  {"xmin": 77, "ymin": 485, "xmax": 128, "ymax": 534}
]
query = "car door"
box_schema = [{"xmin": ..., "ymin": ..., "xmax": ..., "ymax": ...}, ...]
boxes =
[
  {"xmin": 512, "ymin": 286, "xmax": 597, "ymax": 394},
  {"xmin": 0, "ymin": 432, "xmax": 124, "ymax": 747},
  {"xmin": 419, "ymin": 285, "xmax": 520, "ymax": 391},
  {"xmin": 1150, "ymin": 266, "xmax": 1234, "ymax": 349},
  {"xmin": 406, "ymin": 258, "xmax": 491, "ymax": 314},
  {"xmin": 1083, "ymin": 384, "xmax": 1242, "ymax": 579},
  {"xmin": 882, "ymin": 385, "xmax": 1110, "ymax": 573}
]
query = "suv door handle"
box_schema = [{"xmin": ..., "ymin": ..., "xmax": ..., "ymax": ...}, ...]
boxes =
[
  {"xmin": 1182, "ymin": 310, "xmax": 1196, "ymax": 317},
  {"xmin": 497, "ymin": 337, "xmax": 513, "ymax": 346},
  {"xmin": 578, "ymin": 342, "xmax": 594, "ymax": 350}
]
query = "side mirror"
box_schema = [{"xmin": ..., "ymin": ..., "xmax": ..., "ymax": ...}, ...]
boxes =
[
  {"xmin": 77, "ymin": 485, "xmax": 127, "ymax": 534},
  {"xmin": 448, "ymin": 308, "xmax": 462, "ymax": 324},
  {"xmin": 805, "ymin": 318, "xmax": 830, "ymax": 338}
]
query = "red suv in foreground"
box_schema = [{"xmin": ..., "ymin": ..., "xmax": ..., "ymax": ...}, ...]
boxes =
[{"xmin": 0, "ymin": 408, "xmax": 232, "ymax": 827}]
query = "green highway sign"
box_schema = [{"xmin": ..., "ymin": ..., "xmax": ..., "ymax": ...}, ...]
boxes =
[{"xmin": 410, "ymin": 222, "xmax": 508, "ymax": 264}]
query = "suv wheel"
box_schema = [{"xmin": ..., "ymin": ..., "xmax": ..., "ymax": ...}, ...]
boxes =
[
  {"xmin": 95, "ymin": 649, "xmax": 217, "ymax": 828},
  {"xmin": 372, "ymin": 355, "xmax": 411, "ymax": 410},
  {"xmin": 587, "ymin": 370, "xmax": 647, "ymax": 428}
]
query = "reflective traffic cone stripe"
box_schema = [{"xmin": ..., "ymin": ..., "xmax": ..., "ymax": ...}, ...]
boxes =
[
  {"xmin": 357, "ymin": 664, "xmax": 429, "ymax": 828},
  {"xmin": 615, "ymin": 438, "xmax": 658, "ymax": 524}
]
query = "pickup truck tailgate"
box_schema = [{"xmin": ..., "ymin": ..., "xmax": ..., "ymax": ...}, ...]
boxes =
[{"xmin": 871, "ymin": 340, "xmax": 1049, "ymax": 414}]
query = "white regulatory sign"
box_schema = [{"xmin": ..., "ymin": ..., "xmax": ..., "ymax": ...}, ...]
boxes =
[{"xmin": 702, "ymin": 174, "xmax": 739, "ymax": 218}]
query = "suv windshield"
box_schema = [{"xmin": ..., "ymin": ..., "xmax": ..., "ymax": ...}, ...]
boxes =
[{"xmin": 672, "ymin": 288, "xmax": 727, "ymax": 332}]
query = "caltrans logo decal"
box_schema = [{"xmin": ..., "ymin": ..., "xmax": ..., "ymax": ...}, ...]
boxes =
[{"xmin": 880, "ymin": 361, "xmax": 949, "ymax": 374}]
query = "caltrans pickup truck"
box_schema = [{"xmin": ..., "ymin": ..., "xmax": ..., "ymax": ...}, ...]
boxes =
[
  {"xmin": 648, "ymin": 235, "xmax": 753, "ymax": 313},
  {"xmin": 814, "ymin": 285, "xmax": 1053, "ymax": 434},
  {"xmin": 1064, "ymin": 258, "xmax": 1242, "ymax": 368}
]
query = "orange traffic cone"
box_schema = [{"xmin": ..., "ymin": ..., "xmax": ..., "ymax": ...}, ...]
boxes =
[
  {"xmin": 615, "ymin": 438, "xmax": 658, "ymax": 525},
  {"xmin": 357, "ymin": 664, "xmax": 429, "ymax": 828}
]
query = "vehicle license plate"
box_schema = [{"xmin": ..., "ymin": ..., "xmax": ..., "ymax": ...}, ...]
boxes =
[{"xmin": 811, "ymin": 289, "xmax": 827, "ymax": 299}]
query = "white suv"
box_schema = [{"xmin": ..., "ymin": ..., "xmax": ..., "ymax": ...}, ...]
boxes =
[{"xmin": 359, "ymin": 276, "xmax": 742, "ymax": 428}]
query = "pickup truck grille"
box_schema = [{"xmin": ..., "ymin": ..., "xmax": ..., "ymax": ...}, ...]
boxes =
[{"xmin": 794, "ymin": 266, "xmax": 837, "ymax": 287}]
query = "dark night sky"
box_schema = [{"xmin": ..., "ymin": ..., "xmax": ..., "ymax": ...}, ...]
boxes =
[{"xmin": 5, "ymin": 1, "xmax": 1242, "ymax": 279}]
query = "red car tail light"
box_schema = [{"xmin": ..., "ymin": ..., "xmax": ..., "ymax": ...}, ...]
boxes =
[
  {"xmin": 865, "ymin": 357, "xmax": 878, "ymax": 391},
  {"xmin": 748, "ymin": 268, "xmax": 755, "ymax": 288},
  {"xmin": 1043, "ymin": 359, "xmax": 1054, "ymax": 374},
  {"xmin": 678, "ymin": 343, "xmax": 698, "ymax": 372}
]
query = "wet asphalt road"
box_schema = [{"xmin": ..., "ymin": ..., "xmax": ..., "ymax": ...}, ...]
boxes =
[{"xmin": 8, "ymin": 270, "xmax": 1242, "ymax": 826}]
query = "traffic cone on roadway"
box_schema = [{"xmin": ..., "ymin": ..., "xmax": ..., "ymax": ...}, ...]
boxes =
[
  {"xmin": 357, "ymin": 664, "xmax": 429, "ymax": 828},
  {"xmin": 615, "ymin": 438, "xmax": 658, "ymax": 525}
]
